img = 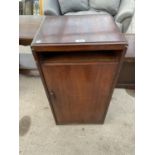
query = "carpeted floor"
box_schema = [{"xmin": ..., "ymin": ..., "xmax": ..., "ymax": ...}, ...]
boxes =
[{"xmin": 19, "ymin": 74, "xmax": 135, "ymax": 155}]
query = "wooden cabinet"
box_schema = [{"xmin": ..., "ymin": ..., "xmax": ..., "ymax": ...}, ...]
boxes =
[
  {"xmin": 41, "ymin": 52, "xmax": 119, "ymax": 124},
  {"xmin": 31, "ymin": 15, "xmax": 127, "ymax": 124}
]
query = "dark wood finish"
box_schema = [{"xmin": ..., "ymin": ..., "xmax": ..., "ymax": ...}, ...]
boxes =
[
  {"xmin": 19, "ymin": 15, "xmax": 135, "ymax": 89},
  {"xmin": 31, "ymin": 15, "xmax": 127, "ymax": 51},
  {"xmin": 117, "ymin": 34, "xmax": 135, "ymax": 89},
  {"xmin": 117, "ymin": 60, "xmax": 135, "ymax": 89},
  {"xmin": 19, "ymin": 15, "xmax": 44, "ymax": 45},
  {"xmin": 31, "ymin": 15, "xmax": 127, "ymax": 124},
  {"xmin": 42, "ymin": 61, "xmax": 119, "ymax": 124}
]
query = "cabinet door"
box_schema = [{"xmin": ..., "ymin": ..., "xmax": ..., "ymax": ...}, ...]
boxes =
[{"xmin": 41, "ymin": 62, "xmax": 118, "ymax": 124}]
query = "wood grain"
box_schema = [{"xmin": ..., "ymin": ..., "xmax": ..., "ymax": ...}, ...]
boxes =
[
  {"xmin": 31, "ymin": 14, "xmax": 127, "ymax": 124},
  {"xmin": 42, "ymin": 61, "xmax": 119, "ymax": 124},
  {"xmin": 31, "ymin": 15, "xmax": 127, "ymax": 51},
  {"xmin": 19, "ymin": 15, "xmax": 134, "ymax": 90}
]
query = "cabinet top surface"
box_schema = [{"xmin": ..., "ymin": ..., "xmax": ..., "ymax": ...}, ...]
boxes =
[{"xmin": 32, "ymin": 15, "xmax": 127, "ymax": 51}]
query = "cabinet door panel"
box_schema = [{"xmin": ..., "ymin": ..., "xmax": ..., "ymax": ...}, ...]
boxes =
[{"xmin": 41, "ymin": 62, "xmax": 118, "ymax": 124}]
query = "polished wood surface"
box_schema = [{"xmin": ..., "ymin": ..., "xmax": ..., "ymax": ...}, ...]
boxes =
[
  {"xmin": 19, "ymin": 15, "xmax": 135, "ymax": 89},
  {"xmin": 31, "ymin": 15, "xmax": 127, "ymax": 124},
  {"xmin": 19, "ymin": 15, "xmax": 44, "ymax": 45},
  {"xmin": 19, "ymin": 15, "xmax": 133, "ymax": 57},
  {"xmin": 31, "ymin": 15, "xmax": 127, "ymax": 51},
  {"xmin": 42, "ymin": 61, "xmax": 119, "ymax": 124}
]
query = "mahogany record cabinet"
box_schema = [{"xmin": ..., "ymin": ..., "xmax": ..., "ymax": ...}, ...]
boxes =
[{"xmin": 31, "ymin": 15, "xmax": 127, "ymax": 125}]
